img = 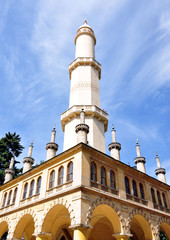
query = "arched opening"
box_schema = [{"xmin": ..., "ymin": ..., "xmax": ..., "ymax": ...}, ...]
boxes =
[
  {"xmin": 160, "ymin": 222, "xmax": 170, "ymax": 239},
  {"xmin": 130, "ymin": 214, "xmax": 152, "ymax": 240},
  {"xmin": 88, "ymin": 204, "xmax": 121, "ymax": 240},
  {"xmin": 90, "ymin": 162, "xmax": 97, "ymax": 182},
  {"xmin": 36, "ymin": 176, "xmax": 42, "ymax": 194},
  {"xmin": 110, "ymin": 170, "xmax": 116, "ymax": 189},
  {"xmin": 49, "ymin": 170, "xmax": 55, "ymax": 189},
  {"xmin": 58, "ymin": 167, "xmax": 64, "ymax": 185},
  {"xmin": 125, "ymin": 176, "xmax": 130, "ymax": 194},
  {"xmin": 13, "ymin": 214, "xmax": 35, "ymax": 240},
  {"xmin": 0, "ymin": 221, "xmax": 8, "ymax": 240},
  {"xmin": 67, "ymin": 162, "xmax": 73, "ymax": 181},
  {"xmin": 29, "ymin": 180, "xmax": 35, "ymax": 197},
  {"xmin": 42, "ymin": 204, "xmax": 72, "ymax": 239}
]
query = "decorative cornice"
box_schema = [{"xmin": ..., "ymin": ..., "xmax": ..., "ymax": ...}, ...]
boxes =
[
  {"xmin": 46, "ymin": 142, "xmax": 58, "ymax": 151},
  {"xmin": 134, "ymin": 157, "xmax": 146, "ymax": 164},
  {"xmin": 75, "ymin": 123, "xmax": 89, "ymax": 134},
  {"xmin": 75, "ymin": 26, "xmax": 96, "ymax": 45},
  {"xmin": 69, "ymin": 57, "xmax": 101, "ymax": 79},
  {"xmin": 108, "ymin": 142, "xmax": 121, "ymax": 151},
  {"xmin": 5, "ymin": 169, "xmax": 14, "ymax": 175},
  {"xmin": 155, "ymin": 168, "xmax": 166, "ymax": 175},
  {"xmin": 61, "ymin": 105, "xmax": 108, "ymax": 132},
  {"xmin": 23, "ymin": 157, "xmax": 34, "ymax": 165}
]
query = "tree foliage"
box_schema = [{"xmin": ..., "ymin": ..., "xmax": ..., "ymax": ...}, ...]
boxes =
[{"xmin": 0, "ymin": 132, "xmax": 24, "ymax": 185}]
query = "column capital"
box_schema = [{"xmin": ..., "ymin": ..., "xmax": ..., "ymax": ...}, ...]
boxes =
[
  {"xmin": 34, "ymin": 232, "xmax": 52, "ymax": 240},
  {"xmin": 69, "ymin": 223, "xmax": 92, "ymax": 230},
  {"xmin": 112, "ymin": 233, "xmax": 133, "ymax": 240}
]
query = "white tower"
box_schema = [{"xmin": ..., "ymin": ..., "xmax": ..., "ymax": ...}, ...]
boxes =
[
  {"xmin": 23, "ymin": 142, "xmax": 34, "ymax": 173},
  {"xmin": 134, "ymin": 139, "xmax": 146, "ymax": 173},
  {"xmin": 46, "ymin": 126, "xmax": 58, "ymax": 160},
  {"xmin": 4, "ymin": 154, "xmax": 15, "ymax": 183},
  {"xmin": 61, "ymin": 21, "xmax": 108, "ymax": 152},
  {"xmin": 155, "ymin": 153, "xmax": 166, "ymax": 183},
  {"xmin": 108, "ymin": 126, "xmax": 121, "ymax": 160},
  {"xmin": 75, "ymin": 109, "xmax": 89, "ymax": 144}
]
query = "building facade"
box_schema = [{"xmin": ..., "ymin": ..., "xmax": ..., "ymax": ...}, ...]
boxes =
[{"xmin": 0, "ymin": 21, "xmax": 170, "ymax": 240}]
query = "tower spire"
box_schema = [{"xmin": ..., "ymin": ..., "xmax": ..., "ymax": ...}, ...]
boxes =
[
  {"xmin": 108, "ymin": 126, "xmax": 121, "ymax": 160},
  {"xmin": 155, "ymin": 152, "xmax": 166, "ymax": 183},
  {"xmin": 23, "ymin": 141, "xmax": 34, "ymax": 173},
  {"xmin": 75, "ymin": 109, "xmax": 89, "ymax": 144},
  {"xmin": 61, "ymin": 22, "xmax": 108, "ymax": 152},
  {"xmin": 4, "ymin": 154, "xmax": 15, "ymax": 183},
  {"xmin": 134, "ymin": 139, "xmax": 146, "ymax": 173},
  {"xmin": 46, "ymin": 126, "xmax": 58, "ymax": 160}
]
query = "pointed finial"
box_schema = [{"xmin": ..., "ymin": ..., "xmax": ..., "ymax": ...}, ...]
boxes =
[
  {"xmin": 112, "ymin": 124, "xmax": 115, "ymax": 130},
  {"xmin": 31, "ymin": 140, "xmax": 33, "ymax": 146},
  {"xmin": 155, "ymin": 151, "xmax": 158, "ymax": 157},
  {"xmin": 53, "ymin": 124, "xmax": 56, "ymax": 131},
  {"xmin": 136, "ymin": 139, "xmax": 138, "ymax": 145},
  {"xmin": 84, "ymin": 19, "xmax": 87, "ymax": 24}
]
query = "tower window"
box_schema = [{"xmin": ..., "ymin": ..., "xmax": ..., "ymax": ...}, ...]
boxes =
[
  {"xmin": 139, "ymin": 183, "xmax": 145, "ymax": 200},
  {"xmin": 7, "ymin": 190, "xmax": 12, "ymax": 206},
  {"xmin": 12, "ymin": 188, "xmax": 18, "ymax": 204},
  {"xmin": 125, "ymin": 177, "xmax": 130, "ymax": 194},
  {"xmin": 49, "ymin": 170, "xmax": 55, "ymax": 189},
  {"xmin": 90, "ymin": 162, "xmax": 97, "ymax": 182},
  {"xmin": 67, "ymin": 162, "xmax": 73, "ymax": 181},
  {"xmin": 23, "ymin": 183, "xmax": 28, "ymax": 199},
  {"xmin": 162, "ymin": 193, "xmax": 167, "ymax": 208},
  {"xmin": 29, "ymin": 180, "xmax": 35, "ymax": 197},
  {"xmin": 157, "ymin": 190, "xmax": 162, "ymax": 206},
  {"xmin": 151, "ymin": 188, "xmax": 156, "ymax": 204},
  {"xmin": 101, "ymin": 166, "xmax": 107, "ymax": 185},
  {"xmin": 110, "ymin": 170, "xmax": 116, "ymax": 189},
  {"xmin": 58, "ymin": 166, "xmax": 64, "ymax": 185},
  {"xmin": 132, "ymin": 180, "xmax": 138, "ymax": 197},
  {"xmin": 36, "ymin": 176, "xmax": 42, "ymax": 194}
]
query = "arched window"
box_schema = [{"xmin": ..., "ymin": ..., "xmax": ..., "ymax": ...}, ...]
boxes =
[
  {"xmin": 110, "ymin": 170, "xmax": 116, "ymax": 189},
  {"xmin": 132, "ymin": 180, "xmax": 138, "ymax": 197},
  {"xmin": 139, "ymin": 183, "xmax": 145, "ymax": 200},
  {"xmin": 157, "ymin": 190, "xmax": 162, "ymax": 206},
  {"xmin": 49, "ymin": 170, "xmax": 55, "ymax": 189},
  {"xmin": 23, "ymin": 183, "xmax": 28, "ymax": 199},
  {"xmin": 151, "ymin": 188, "xmax": 156, "ymax": 204},
  {"xmin": 2, "ymin": 192, "xmax": 7, "ymax": 208},
  {"xmin": 67, "ymin": 162, "xmax": 73, "ymax": 181},
  {"xmin": 162, "ymin": 193, "xmax": 167, "ymax": 208},
  {"xmin": 12, "ymin": 187, "xmax": 18, "ymax": 204},
  {"xmin": 125, "ymin": 177, "xmax": 130, "ymax": 194},
  {"xmin": 101, "ymin": 166, "xmax": 106, "ymax": 185},
  {"xmin": 7, "ymin": 190, "xmax": 12, "ymax": 206},
  {"xmin": 90, "ymin": 162, "xmax": 97, "ymax": 182},
  {"xmin": 36, "ymin": 176, "xmax": 42, "ymax": 194},
  {"xmin": 29, "ymin": 180, "xmax": 35, "ymax": 197},
  {"xmin": 58, "ymin": 166, "xmax": 64, "ymax": 185}
]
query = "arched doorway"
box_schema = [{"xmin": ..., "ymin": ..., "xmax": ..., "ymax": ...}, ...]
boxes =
[
  {"xmin": 42, "ymin": 204, "xmax": 72, "ymax": 240},
  {"xmin": 88, "ymin": 204, "xmax": 121, "ymax": 240},
  {"xmin": 160, "ymin": 222, "xmax": 170, "ymax": 240},
  {"xmin": 130, "ymin": 215, "xmax": 152, "ymax": 240},
  {"xmin": 13, "ymin": 214, "xmax": 35, "ymax": 240},
  {"xmin": 0, "ymin": 222, "xmax": 8, "ymax": 240}
]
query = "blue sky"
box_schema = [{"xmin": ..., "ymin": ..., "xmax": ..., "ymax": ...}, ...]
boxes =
[{"xmin": 0, "ymin": 0, "xmax": 170, "ymax": 184}]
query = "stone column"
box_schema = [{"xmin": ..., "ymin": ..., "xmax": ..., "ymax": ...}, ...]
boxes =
[{"xmin": 73, "ymin": 227, "xmax": 88, "ymax": 240}]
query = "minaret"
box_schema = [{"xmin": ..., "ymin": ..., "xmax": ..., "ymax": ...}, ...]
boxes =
[
  {"xmin": 61, "ymin": 20, "xmax": 108, "ymax": 152},
  {"xmin": 108, "ymin": 126, "xmax": 121, "ymax": 160},
  {"xmin": 155, "ymin": 153, "xmax": 166, "ymax": 183},
  {"xmin": 46, "ymin": 126, "xmax": 58, "ymax": 160},
  {"xmin": 4, "ymin": 154, "xmax": 15, "ymax": 183},
  {"xmin": 23, "ymin": 142, "xmax": 34, "ymax": 173},
  {"xmin": 134, "ymin": 139, "xmax": 146, "ymax": 173},
  {"xmin": 75, "ymin": 109, "xmax": 89, "ymax": 144}
]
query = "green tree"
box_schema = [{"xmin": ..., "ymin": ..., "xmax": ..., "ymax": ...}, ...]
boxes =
[
  {"xmin": 0, "ymin": 132, "xmax": 24, "ymax": 185},
  {"xmin": 160, "ymin": 230, "xmax": 168, "ymax": 240}
]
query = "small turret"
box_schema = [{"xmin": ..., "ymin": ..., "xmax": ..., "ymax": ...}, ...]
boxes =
[
  {"xmin": 155, "ymin": 152, "xmax": 166, "ymax": 183},
  {"xmin": 108, "ymin": 126, "xmax": 121, "ymax": 161},
  {"xmin": 134, "ymin": 139, "xmax": 146, "ymax": 173},
  {"xmin": 4, "ymin": 154, "xmax": 15, "ymax": 183},
  {"xmin": 23, "ymin": 141, "xmax": 34, "ymax": 173},
  {"xmin": 75, "ymin": 109, "xmax": 89, "ymax": 144},
  {"xmin": 46, "ymin": 126, "xmax": 58, "ymax": 160}
]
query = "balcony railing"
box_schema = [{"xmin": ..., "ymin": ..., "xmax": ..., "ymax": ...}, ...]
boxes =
[{"xmin": 90, "ymin": 180, "xmax": 119, "ymax": 195}]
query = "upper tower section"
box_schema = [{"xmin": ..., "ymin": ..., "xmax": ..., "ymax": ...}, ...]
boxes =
[
  {"xmin": 69, "ymin": 20, "xmax": 101, "ymax": 108},
  {"xmin": 75, "ymin": 20, "xmax": 96, "ymax": 58}
]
